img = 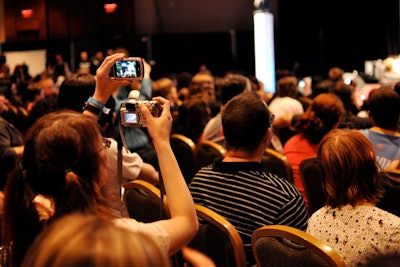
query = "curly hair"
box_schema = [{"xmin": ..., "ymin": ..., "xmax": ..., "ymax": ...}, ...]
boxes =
[{"xmin": 295, "ymin": 93, "xmax": 345, "ymax": 144}]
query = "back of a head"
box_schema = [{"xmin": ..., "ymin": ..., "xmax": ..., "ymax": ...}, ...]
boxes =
[
  {"xmin": 177, "ymin": 99, "xmax": 210, "ymax": 142},
  {"xmin": 222, "ymin": 91, "xmax": 271, "ymax": 151},
  {"xmin": 328, "ymin": 67, "xmax": 344, "ymax": 82},
  {"xmin": 19, "ymin": 110, "xmax": 103, "ymax": 202},
  {"xmin": 296, "ymin": 93, "xmax": 345, "ymax": 144},
  {"xmin": 58, "ymin": 73, "xmax": 96, "ymax": 112},
  {"xmin": 188, "ymin": 81, "xmax": 214, "ymax": 103},
  {"xmin": 4, "ymin": 110, "xmax": 107, "ymax": 266},
  {"xmin": 317, "ymin": 129, "xmax": 381, "ymax": 208},
  {"xmin": 329, "ymin": 80, "xmax": 353, "ymax": 112},
  {"xmin": 192, "ymin": 72, "xmax": 214, "ymax": 86},
  {"xmin": 22, "ymin": 213, "xmax": 170, "ymax": 267},
  {"xmin": 312, "ymin": 79, "xmax": 335, "ymax": 98},
  {"xmin": 40, "ymin": 77, "xmax": 56, "ymax": 97},
  {"xmin": 220, "ymin": 73, "xmax": 251, "ymax": 105},
  {"xmin": 276, "ymin": 76, "xmax": 298, "ymax": 97},
  {"xmin": 177, "ymin": 71, "xmax": 193, "ymax": 90},
  {"xmin": 152, "ymin": 77, "xmax": 173, "ymax": 98},
  {"xmin": 368, "ymin": 86, "xmax": 400, "ymax": 130}
]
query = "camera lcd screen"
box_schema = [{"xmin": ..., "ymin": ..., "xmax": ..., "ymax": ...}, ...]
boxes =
[
  {"xmin": 114, "ymin": 60, "xmax": 141, "ymax": 79},
  {"xmin": 124, "ymin": 113, "xmax": 137, "ymax": 123}
]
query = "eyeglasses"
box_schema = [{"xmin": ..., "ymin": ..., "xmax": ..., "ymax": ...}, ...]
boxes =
[{"xmin": 99, "ymin": 137, "xmax": 111, "ymax": 152}]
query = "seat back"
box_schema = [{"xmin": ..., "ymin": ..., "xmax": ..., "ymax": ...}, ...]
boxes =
[
  {"xmin": 194, "ymin": 140, "xmax": 226, "ymax": 171},
  {"xmin": 170, "ymin": 134, "xmax": 197, "ymax": 184},
  {"xmin": 377, "ymin": 170, "xmax": 400, "ymax": 217},
  {"xmin": 122, "ymin": 180, "xmax": 169, "ymax": 222},
  {"xmin": 261, "ymin": 148, "xmax": 294, "ymax": 183},
  {"xmin": 187, "ymin": 204, "xmax": 247, "ymax": 267},
  {"xmin": 122, "ymin": 180, "xmax": 185, "ymax": 267},
  {"xmin": 251, "ymin": 225, "xmax": 346, "ymax": 267},
  {"xmin": 299, "ymin": 156, "xmax": 326, "ymax": 214}
]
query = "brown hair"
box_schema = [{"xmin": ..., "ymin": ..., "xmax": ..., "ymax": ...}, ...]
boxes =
[
  {"xmin": 22, "ymin": 213, "xmax": 170, "ymax": 267},
  {"xmin": 295, "ymin": 93, "xmax": 345, "ymax": 144},
  {"xmin": 3, "ymin": 110, "xmax": 112, "ymax": 266},
  {"xmin": 317, "ymin": 128, "xmax": 383, "ymax": 208},
  {"xmin": 152, "ymin": 77, "xmax": 174, "ymax": 98}
]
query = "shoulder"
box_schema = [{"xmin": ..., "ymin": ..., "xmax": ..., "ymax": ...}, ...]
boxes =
[
  {"xmin": 112, "ymin": 218, "xmax": 170, "ymax": 253},
  {"xmin": 284, "ymin": 134, "xmax": 303, "ymax": 146}
]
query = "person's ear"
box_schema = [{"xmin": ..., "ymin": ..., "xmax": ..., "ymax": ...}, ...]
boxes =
[{"xmin": 264, "ymin": 127, "xmax": 272, "ymax": 146}]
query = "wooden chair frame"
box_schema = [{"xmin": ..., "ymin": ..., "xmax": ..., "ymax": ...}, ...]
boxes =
[
  {"xmin": 194, "ymin": 140, "xmax": 226, "ymax": 170},
  {"xmin": 262, "ymin": 148, "xmax": 294, "ymax": 183},
  {"xmin": 188, "ymin": 204, "xmax": 247, "ymax": 267},
  {"xmin": 170, "ymin": 133, "xmax": 197, "ymax": 184},
  {"xmin": 252, "ymin": 225, "xmax": 346, "ymax": 267},
  {"xmin": 122, "ymin": 180, "xmax": 170, "ymax": 221},
  {"xmin": 299, "ymin": 156, "xmax": 325, "ymax": 214},
  {"xmin": 376, "ymin": 169, "xmax": 400, "ymax": 217}
]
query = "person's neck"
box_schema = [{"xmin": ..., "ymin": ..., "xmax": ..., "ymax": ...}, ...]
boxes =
[
  {"xmin": 223, "ymin": 150, "xmax": 263, "ymax": 163},
  {"xmin": 371, "ymin": 126, "xmax": 400, "ymax": 136},
  {"xmin": 355, "ymin": 200, "xmax": 375, "ymax": 207}
]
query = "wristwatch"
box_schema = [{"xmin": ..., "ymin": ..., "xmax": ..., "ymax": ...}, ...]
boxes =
[{"xmin": 82, "ymin": 102, "xmax": 102, "ymax": 116}]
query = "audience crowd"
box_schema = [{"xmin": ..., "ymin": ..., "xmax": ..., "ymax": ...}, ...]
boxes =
[{"xmin": 1, "ymin": 48, "xmax": 400, "ymax": 267}]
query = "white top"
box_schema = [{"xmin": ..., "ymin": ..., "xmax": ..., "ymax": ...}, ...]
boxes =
[
  {"xmin": 268, "ymin": 96, "xmax": 304, "ymax": 120},
  {"xmin": 307, "ymin": 205, "xmax": 400, "ymax": 267},
  {"xmin": 106, "ymin": 137, "xmax": 143, "ymax": 183},
  {"xmin": 113, "ymin": 218, "xmax": 170, "ymax": 253},
  {"xmin": 33, "ymin": 194, "xmax": 171, "ymax": 254},
  {"xmin": 105, "ymin": 137, "xmax": 143, "ymax": 216},
  {"xmin": 201, "ymin": 113, "xmax": 224, "ymax": 143}
]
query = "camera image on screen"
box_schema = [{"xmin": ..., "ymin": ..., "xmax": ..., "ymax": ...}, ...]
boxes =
[
  {"xmin": 120, "ymin": 100, "xmax": 162, "ymax": 127},
  {"xmin": 124, "ymin": 112, "xmax": 137, "ymax": 124},
  {"xmin": 120, "ymin": 90, "xmax": 162, "ymax": 127},
  {"xmin": 110, "ymin": 57, "xmax": 144, "ymax": 80}
]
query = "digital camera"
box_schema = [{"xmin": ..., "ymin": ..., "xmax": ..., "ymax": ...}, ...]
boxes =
[
  {"xmin": 120, "ymin": 91, "xmax": 162, "ymax": 127},
  {"xmin": 110, "ymin": 57, "xmax": 144, "ymax": 80}
]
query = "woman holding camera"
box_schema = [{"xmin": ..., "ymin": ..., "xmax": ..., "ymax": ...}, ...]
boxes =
[{"xmin": 2, "ymin": 53, "xmax": 199, "ymax": 266}]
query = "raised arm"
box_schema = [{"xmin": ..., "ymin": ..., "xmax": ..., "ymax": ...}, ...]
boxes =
[
  {"xmin": 138, "ymin": 97, "xmax": 198, "ymax": 255},
  {"xmin": 82, "ymin": 53, "xmax": 131, "ymax": 121}
]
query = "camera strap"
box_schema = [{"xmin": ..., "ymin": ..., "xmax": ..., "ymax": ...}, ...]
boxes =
[
  {"xmin": 117, "ymin": 122, "xmax": 166, "ymax": 219},
  {"xmin": 117, "ymin": 123, "xmax": 130, "ymax": 196}
]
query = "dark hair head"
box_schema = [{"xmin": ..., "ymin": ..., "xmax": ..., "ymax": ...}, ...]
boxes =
[
  {"xmin": 57, "ymin": 73, "xmax": 115, "ymax": 136},
  {"xmin": 222, "ymin": 91, "xmax": 271, "ymax": 151},
  {"xmin": 368, "ymin": 86, "xmax": 400, "ymax": 130},
  {"xmin": 176, "ymin": 99, "xmax": 210, "ymax": 143},
  {"xmin": 58, "ymin": 73, "xmax": 96, "ymax": 112},
  {"xmin": 312, "ymin": 79, "xmax": 335, "ymax": 98},
  {"xmin": 329, "ymin": 80, "xmax": 353, "ymax": 112},
  {"xmin": 276, "ymin": 76, "xmax": 298, "ymax": 97},
  {"xmin": 220, "ymin": 73, "xmax": 249, "ymax": 105},
  {"xmin": 295, "ymin": 93, "xmax": 345, "ymax": 144},
  {"xmin": 177, "ymin": 71, "xmax": 193, "ymax": 90},
  {"xmin": 317, "ymin": 128, "xmax": 383, "ymax": 208}
]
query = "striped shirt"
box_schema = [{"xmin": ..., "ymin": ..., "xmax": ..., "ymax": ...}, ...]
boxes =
[{"xmin": 189, "ymin": 160, "xmax": 309, "ymax": 266}]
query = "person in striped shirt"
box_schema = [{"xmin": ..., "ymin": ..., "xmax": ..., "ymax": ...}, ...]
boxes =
[{"xmin": 189, "ymin": 91, "xmax": 309, "ymax": 266}]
